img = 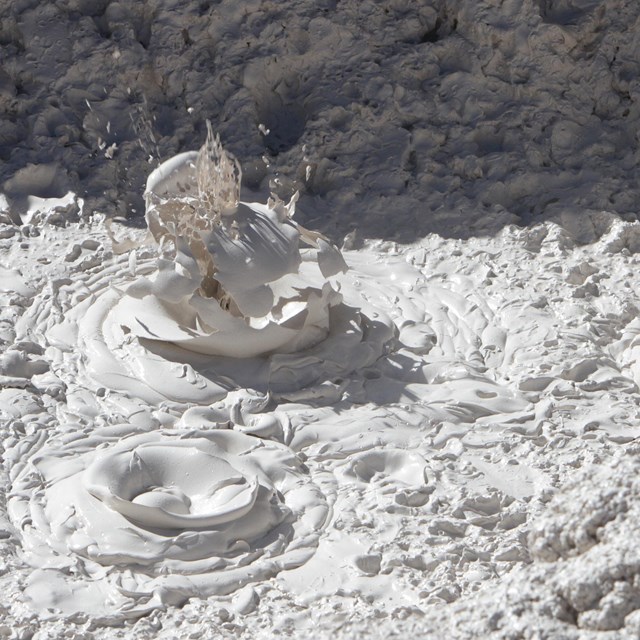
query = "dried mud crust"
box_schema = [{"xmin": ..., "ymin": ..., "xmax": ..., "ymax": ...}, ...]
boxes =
[
  {"xmin": 527, "ymin": 459, "xmax": 640, "ymax": 634},
  {"xmin": 444, "ymin": 458, "xmax": 640, "ymax": 639},
  {"xmin": 2, "ymin": 1, "xmax": 640, "ymax": 241}
]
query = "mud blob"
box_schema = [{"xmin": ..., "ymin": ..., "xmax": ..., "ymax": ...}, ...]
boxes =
[
  {"xmin": 67, "ymin": 126, "xmax": 395, "ymax": 405},
  {"xmin": 132, "ymin": 125, "xmax": 347, "ymax": 359}
]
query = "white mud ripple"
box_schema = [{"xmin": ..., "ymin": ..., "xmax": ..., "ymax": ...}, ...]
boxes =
[
  {"xmin": 11, "ymin": 203, "xmax": 640, "ymax": 633},
  {"xmin": 7, "ymin": 425, "xmax": 333, "ymax": 620},
  {"xmin": 16, "ymin": 242, "xmax": 528, "ymax": 417},
  {"xmin": 5, "ymin": 219, "xmax": 532, "ymax": 622}
]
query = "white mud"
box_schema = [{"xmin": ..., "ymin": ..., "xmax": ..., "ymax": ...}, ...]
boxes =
[
  {"xmin": 2, "ymin": 185, "xmax": 640, "ymax": 638},
  {"xmin": 2, "ymin": 1, "xmax": 640, "ymax": 639}
]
